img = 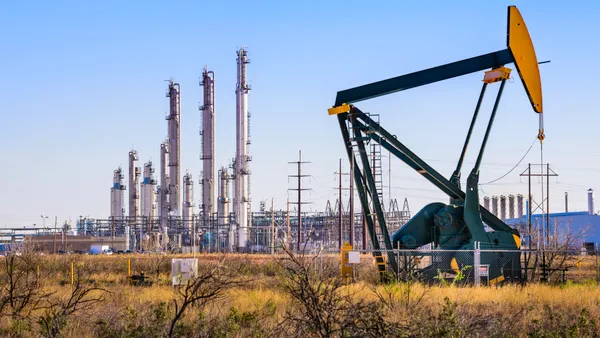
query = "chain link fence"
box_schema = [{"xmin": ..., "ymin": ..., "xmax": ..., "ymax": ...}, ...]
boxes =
[{"xmin": 350, "ymin": 246, "xmax": 600, "ymax": 286}]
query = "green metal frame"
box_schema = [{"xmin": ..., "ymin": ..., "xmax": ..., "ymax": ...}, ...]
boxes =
[
  {"xmin": 331, "ymin": 5, "xmax": 547, "ymax": 283},
  {"xmin": 334, "ymin": 49, "xmax": 522, "ymax": 279},
  {"xmin": 334, "ymin": 49, "xmax": 513, "ymax": 106},
  {"xmin": 340, "ymin": 105, "xmax": 516, "ymax": 235}
]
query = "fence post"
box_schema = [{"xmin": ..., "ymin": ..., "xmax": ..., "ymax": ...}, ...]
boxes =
[
  {"xmin": 474, "ymin": 241, "xmax": 481, "ymax": 287},
  {"xmin": 596, "ymin": 244, "xmax": 599, "ymax": 285},
  {"xmin": 397, "ymin": 241, "xmax": 400, "ymax": 280}
]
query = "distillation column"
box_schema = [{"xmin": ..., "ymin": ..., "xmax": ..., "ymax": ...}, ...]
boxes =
[
  {"xmin": 235, "ymin": 47, "xmax": 251, "ymax": 249},
  {"xmin": 218, "ymin": 167, "xmax": 232, "ymax": 251},
  {"xmin": 158, "ymin": 141, "xmax": 170, "ymax": 248},
  {"xmin": 110, "ymin": 167, "xmax": 126, "ymax": 239},
  {"xmin": 166, "ymin": 79, "xmax": 181, "ymax": 217},
  {"xmin": 128, "ymin": 150, "xmax": 140, "ymax": 250},
  {"xmin": 200, "ymin": 67, "xmax": 216, "ymax": 219},
  {"xmin": 517, "ymin": 194, "xmax": 524, "ymax": 218},
  {"xmin": 141, "ymin": 161, "xmax": 157, "ymax": 239},
  {"xmin": 182, "ymin": 172, "xmax": 195, "ymax": 245}
]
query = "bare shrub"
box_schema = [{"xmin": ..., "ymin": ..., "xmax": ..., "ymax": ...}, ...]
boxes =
[
  {"xmin": 276, "ymin": 245, "xmax": 398, "ymax": 337},
  {"xmin": 521, "ymin": 220, "xmax": 591, "ymax": 282},
  {"xmin": 168, "ymin": 259, "xmax": 244, "ymax": 338},
  {"xmin": 37, "ymin": 272, "xmax": 106, "ymax": 338},
  {"xmin": 0, "ymin": 250, "xmax": 52, "ymax": 320},
  {"xmin": 147, "ymin": 254, "xmax": 171, "ymax": 284}
]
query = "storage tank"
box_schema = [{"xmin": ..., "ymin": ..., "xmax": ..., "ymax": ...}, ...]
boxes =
[
  {"xmin": 508, "ymin": 194, "xmax": 515, "ymax": 219},
  {"xmin": 500, "ymin": 195, "xmax": 506, "ymax": 221}
]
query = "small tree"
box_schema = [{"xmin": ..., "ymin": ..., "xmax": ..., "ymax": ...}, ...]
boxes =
[
  {"xmin": 276, "ymin": 244, "xmax": 396, "ymax": 337},
  {"xmin": 168, "ymin": 259, "xmax": 243, "ymax": 338},
  {"xmin": 0, "ymin": 249, "xmax": 52, "ymax": 320},
  {"xmin": 37, "ymin": 272, "xmax": 106, "ymax": 338},
  {"xmin": 520, "ymin": 218, "xmax": 590, "ymax": 282}
]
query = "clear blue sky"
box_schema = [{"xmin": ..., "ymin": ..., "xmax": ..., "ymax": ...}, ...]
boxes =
[{"xmin": 1, "ymin": 0, "xmax": 599, "ymax": 227}]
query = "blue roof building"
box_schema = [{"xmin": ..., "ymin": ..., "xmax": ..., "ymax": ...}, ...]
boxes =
[{"xmin": 505, "ymin": 211, "xmax": 600, "ymax": 248}]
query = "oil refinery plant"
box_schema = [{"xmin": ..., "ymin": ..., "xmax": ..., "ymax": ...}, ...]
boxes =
[{"xmin": 2, "ymin": 7, "xmax": 599, "ymax": 286}]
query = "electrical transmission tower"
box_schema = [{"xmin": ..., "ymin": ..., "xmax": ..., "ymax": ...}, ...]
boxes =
[
  {"xmin": 520, "ymin": 163, "xmax": 558, "ymax": 282},
  {"xmin": 334, "ymin": 158, "xmax": 354, "ymax": 249},
  {"xmin": 288, "ymin": 150, "xmax": 311, "ymax": 252}
]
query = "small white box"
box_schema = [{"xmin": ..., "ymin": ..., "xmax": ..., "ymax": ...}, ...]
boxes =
[{"xmin": 348, "ymin": 251, "xmax": 361, "ymax": 264}]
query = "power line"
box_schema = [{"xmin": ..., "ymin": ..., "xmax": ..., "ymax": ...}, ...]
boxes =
[{"xmin": 480, "ymin": 138, "xmax": 537, "ymax": 185}]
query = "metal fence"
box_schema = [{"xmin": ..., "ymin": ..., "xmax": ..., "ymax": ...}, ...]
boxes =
[{"xmin": 350, "ymin": 246, "xmax": 600, "ymax": 286}]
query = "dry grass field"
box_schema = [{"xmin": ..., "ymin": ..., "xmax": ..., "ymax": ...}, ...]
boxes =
[{"xmin": 0, "ymin": 250, "xmax": 599, "ymax": 337}]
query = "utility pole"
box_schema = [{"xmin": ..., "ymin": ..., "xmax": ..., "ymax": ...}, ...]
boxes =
[
  {"xmin": 349, "ymin": 154, "xmax": 355, "ymax": 246},
  {"xmin": 339, "ymin": 159, "xmax": 342, "ymax": 249},
  {"xmin": 520, "ymin": 163, "xmax": 558, "ymax": 282},
  {"xmin": 65, "ymin": 221, "xmax": 69, "ymax": 252},
  {"xmin": 334, "ymin": 158, "xmax": 351, "ymax": 249},
  {"xmin": 286, "ymin": 198, "xmax": 290, "ymax": 251},
  {"xmin": 288, "ymin": 150, "xmax": 311, "ymax": 252},
  {"xmin": 53, "ymin": 216, "xmax": 57, "ymax": 254},
  {"xmin": 271, "ymin": 198, "xmax": 275, "ymax": 255}
]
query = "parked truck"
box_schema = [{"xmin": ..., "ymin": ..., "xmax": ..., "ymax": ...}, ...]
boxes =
[{"xmin": 90, "ymin": 245, "xmax": 112, "ymax": 255}]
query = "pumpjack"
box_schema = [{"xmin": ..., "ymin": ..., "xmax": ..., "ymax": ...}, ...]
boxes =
[{"xmin": 329, "ymin": 6, "xmax": 544, "ymax": 284}]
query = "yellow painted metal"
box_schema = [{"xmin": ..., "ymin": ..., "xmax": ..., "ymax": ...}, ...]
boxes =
[
  {"xmin": 507, "ymin": 5, "xmax": 543, "ymax": 113},
  {"xmin": 483, "ymin": 67, "xmax": 512, "ymax": 84},
  {"xmin": 341, "ymin": 241, "xmax": 353, "ymax": 278},
  {"xmin": 450, "ymin": 257, "xmax": 460, "ymax": 274},
  {"xmin": 71, "ymin": 262, "xmax": 74, "ymax": 285},
  {"xmin": 374, "ymin": 254, "xmax": 387, "ymax": 272},
  {"xmin": 512, "ymin": 234, "xmax": 521, "ymax": 249},
  {"xmin": 127, "ymin": 258, "xmax": 131, "ymax": 277},
  {"xmin": 489, "ymin": 275, "xmax": 505, "ymax": 285},
  {"xmin": 328, "ymin": 103, "xmax": 351, "ymax": 115}
]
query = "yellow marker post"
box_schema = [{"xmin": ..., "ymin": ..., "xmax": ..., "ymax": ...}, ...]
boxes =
[
  {"xmin": 70, "ymin": 262, "xmax": 74, "ymax": 285},
  {"xmin": 127, "ymin": 258, "xmax": 131, "ymax": 277},
  {"xmin": 341, "ymin": 241, "xmax": 353, "ymax": 278}
]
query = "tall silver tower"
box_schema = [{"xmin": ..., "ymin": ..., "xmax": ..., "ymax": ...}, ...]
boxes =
[
  {"xmin": 110, "ymin": 167, "xmax": 126, "ymax": 220},
  {"xmin": 235, "ymin": 47, "xmax": 251, "ymax": 249},
  {"xmin": 218, "ymin": 167, "xmax": 232, "ymax": 250},
  {"xmin": 128, "ymin": 150, "xmax": 140, "ymax": 249},
  {"xmin": 110, "ymin": 166, "xmax": 126, "ymax": 245},
  {"xmin": 158, "ymin": 141, "xmax": 170, "ymax": 246},
  {"xmin": 141, "ymin": 160, "xmax": 157, "ymax": 231},
  {"xmin": 200, "ymin": 66, "xmax": 215, "ymax": 217},
  {"xmin": 182, "ymin": 172, "xmax": 195, "ymax": 232},
  {"xmin": 166, "ymin": 78, "xmax": 181, "ymax": 217}
]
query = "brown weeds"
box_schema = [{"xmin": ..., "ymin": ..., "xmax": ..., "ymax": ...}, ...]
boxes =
[{"xmin": 0, "ymin": 251, "xmax": 597, "ymax": 337}]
